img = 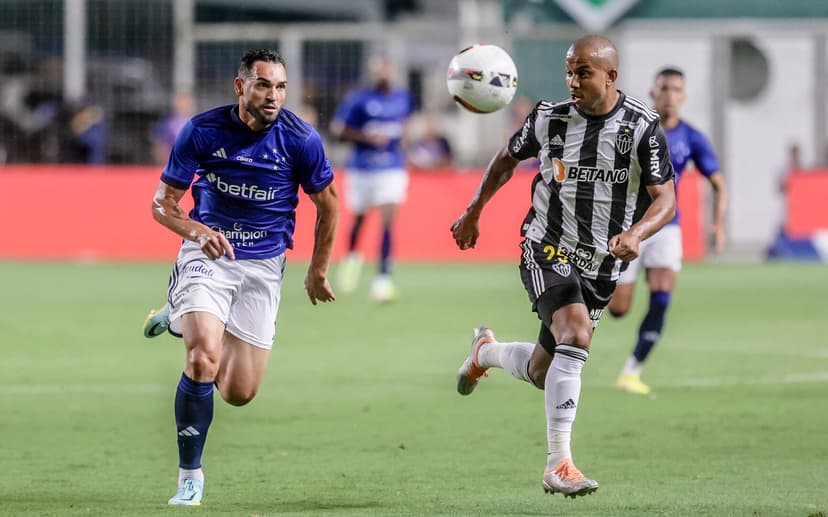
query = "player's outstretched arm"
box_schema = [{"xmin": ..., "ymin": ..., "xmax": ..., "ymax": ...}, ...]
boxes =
[
  {"xmin": 609, "ymin": 180, "xmax": 676, "ymax": 262},
  {"xmin": 451, "ymin": 144, "xmax": 520, "ymax": 250},
  {"xmin": 707, "ymin": 172, "xmax": 728, "ymax": 254},
  {"xmin": 304, "ymin": 182, "xmax": 339, "ymax": 305},
  {"xmin": 151, "ymin": 181, "xmax": 235, "ymax": 260}
]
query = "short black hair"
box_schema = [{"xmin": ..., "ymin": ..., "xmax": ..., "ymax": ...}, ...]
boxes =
[
  {"xmin": 238, "ymin": 49, "xmax": 285, "ymax": 78},
  {"xmin": 655, "ymin": 67, "xmax": 684, "ymax": 81}
]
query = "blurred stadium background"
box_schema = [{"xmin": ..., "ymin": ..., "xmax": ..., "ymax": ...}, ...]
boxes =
[
  {"xmin": 1, "ymin": 1, "xmax": 827, "ymax": 516},
  {"xmin": 1, "ymin": 0, "xmax": 827, "ymax": 258}
]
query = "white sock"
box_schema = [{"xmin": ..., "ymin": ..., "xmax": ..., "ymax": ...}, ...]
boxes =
[
  {"xmin": 477, "ymin": 341, "xmax": 534, "ymax": 383},
  {"xmin": 545, "ymin": 344, "xmax": 588, "ymax": 467},
  {"xmin": 178, "ymin": 468, "xmax": 204, "ymax": 485},
  {"xmin": 621, "ymin": 356, "xmax": 643, "ymax": 377},
  {"xmin": 547, "ymin": 432, "xmax": 571, "ymax": 468}
]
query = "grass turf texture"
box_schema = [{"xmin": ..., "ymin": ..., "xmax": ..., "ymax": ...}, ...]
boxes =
[{"xmin": 0, "ymin": 261, "xmax": 826, "ymax": 516}]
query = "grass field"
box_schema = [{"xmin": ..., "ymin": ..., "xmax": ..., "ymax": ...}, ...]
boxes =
[{"xmin": 1, "ymin": 260, "xmax": 827, "ymax": 516}]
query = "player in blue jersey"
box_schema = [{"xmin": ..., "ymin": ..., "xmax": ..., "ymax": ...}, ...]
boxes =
[
  {"xmin": 611, "ymin": 68, "xmax": 728, "ymax": 395},
  {"xmin": 330, "ymin": 56, "xmax": 415, "ymax": 302},
  {"xmin": 145, "ymin": 49, "xmax": 338, "ymax": 505}
]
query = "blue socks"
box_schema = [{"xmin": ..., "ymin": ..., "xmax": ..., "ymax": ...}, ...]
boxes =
[
  {"xmin": 379, "ymin": 226, "xmax": 392, "ymax": 275},
  {"xmin": 632, "ymin": 291, "xmax": 671, "ymax": 362},
  {"xmin": 175, "ymin": 373, "xmax": 214, "ymax": 469}
]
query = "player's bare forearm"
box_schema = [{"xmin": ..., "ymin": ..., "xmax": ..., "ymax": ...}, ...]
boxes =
[
  {"xmin": 152, "ymin": 181, "xmax": 235, "ymax": 260},
  {"xmin": 152, "ymin": 181, "xmax": 204, "ymax": 240},
  {"xmin": 305, "ymin": 183, "xmax": 339, "ymax": 304},
  {"xmin": 708, "ymin": 172, "xmax": 728, "ymax": 253},
  {"xmin": 708, "ymin": 172, "xmax": 728, "ymax": 229},
  {"xmin": 608, "ymin": 180, "xmax": 675, "ymax": 261},
  {"xmin": 630, "ymin": 181, "xmax": 676, "ymax": 241},
  {"xmin": 466, "ymin": 145, "xmax": 520, "ymax": 216},
  {"xmin": 451, "ymin": 145, "xmax": 519, "ymax": 250}
]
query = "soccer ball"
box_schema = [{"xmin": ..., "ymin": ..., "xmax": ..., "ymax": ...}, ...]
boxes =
[{"xmin": 447, "ymin": 44, "xmax": 518, "ymax": 114}]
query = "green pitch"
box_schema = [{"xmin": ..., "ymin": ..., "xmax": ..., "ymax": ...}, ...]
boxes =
[{"xmin": 1, "ymin": 261, "xmax": 827, "ymax": 516}]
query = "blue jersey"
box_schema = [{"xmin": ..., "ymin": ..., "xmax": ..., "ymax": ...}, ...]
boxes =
[
  {"xmin": 161, "ymin": 105, "xmax": 334, "ymax": 260},
  {"xmin": 333, "ymin": 87, "xmax": 415, "ymax": 172},
  {"xmin": 663, "ymin": 119, "xmax": 720, "ymax": 224}
]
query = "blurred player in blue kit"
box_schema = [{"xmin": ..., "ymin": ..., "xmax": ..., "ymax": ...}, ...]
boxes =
[
  {"xmin": 611, "ymin": 68, "xmax": 728, "ymax": 395},
  {"xmin": 145, "ymin": 49, "xmax": 338, "ymax": 505},
  {"xmin": 330, "ymin": 56, "xmax": 415, "ymax": 302}
]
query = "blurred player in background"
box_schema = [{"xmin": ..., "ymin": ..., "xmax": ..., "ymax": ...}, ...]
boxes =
[
  {"xmin": 611, "ymin": 67, "xmax": 728, "ymax": 395},
  {"xmin": 330, "ymin": 55, "xmax": 415, "ymax": 302},
  {"xmin": 451, "ymin": 36, "xmax": 675, "ymax": 497},
  {"xmin": 146, "ymin": 49, "xmax": 338, "ymax": 505},
  {"xmin": 152, "ymin": 90, "xmax": 196, "ymax": 165}
]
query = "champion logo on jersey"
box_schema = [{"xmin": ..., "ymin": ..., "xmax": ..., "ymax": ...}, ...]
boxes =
[
  {"xmin": 549, "ymin": 134, "xmax": 565, "ymax": 147},
  {"xmin": 212, "ymin": 147, "xmax": 228, "ymax": 159}
]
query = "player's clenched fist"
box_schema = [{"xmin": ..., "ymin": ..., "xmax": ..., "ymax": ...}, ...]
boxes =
[
  {"xmin": 197, "ymin": 230, "xmax": 236, "ymax": 261},
  {"xmin": 304, "ymin": 270, "xmax": 335, "ymax": 305},
  {"xmin": 451, "ymin": 213, "xmax": 480, "ymax": 250},
  {"xmin": 608, "ymin": 232, "xmax": 641, "ymax": 262}
]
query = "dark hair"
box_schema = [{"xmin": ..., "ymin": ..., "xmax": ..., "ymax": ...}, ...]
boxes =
[
  {"xmin": 655, "ymin": 67, "xmax": 684, "ymax": 81},
  {"xmin": 238, "ymin": 49, "xmax": 285, "ymax": 78}
]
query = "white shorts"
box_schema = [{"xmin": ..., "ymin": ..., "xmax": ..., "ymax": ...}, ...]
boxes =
[
  {"xmin": 167, "ymin": 241, "xmax": 285, "ymax": 350},
  {"xmin": 345, "ymin": 168, "xmax": 408, "ymax": 214},
  {"xmin": 618, "ymin": 224, "xmax": 683, "ymax": 285}
]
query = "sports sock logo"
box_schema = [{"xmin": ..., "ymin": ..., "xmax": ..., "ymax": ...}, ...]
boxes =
[
  {"xmin": 556, "ymin": 398, "xmax": 577, "ymax": 410},
  {"xmin": 178, "ymin": 426, "xmax": 201, "ymax": 437}
]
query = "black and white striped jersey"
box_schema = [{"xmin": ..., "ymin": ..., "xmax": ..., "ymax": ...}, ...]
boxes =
[{"xmin": 508, "ymin": 92, "xmax": 674, "ymax": 282}]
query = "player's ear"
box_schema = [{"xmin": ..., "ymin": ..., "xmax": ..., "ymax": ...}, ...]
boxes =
[
  {"xmin": 233, "ymin": 77, "xmax": 243, "ymax": 96},
  {"xmin": 607, "ymin": 69, "xmax": 618, "ymax": 84}
]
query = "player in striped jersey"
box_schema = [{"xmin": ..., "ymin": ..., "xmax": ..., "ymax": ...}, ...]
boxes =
[
  {"xmin": 451, "ymin": 35, "xmax": 676, "ymax": 497},
  {"xmin": 611, "ymin": 68, "xmax": 728, "ymax": 395}
]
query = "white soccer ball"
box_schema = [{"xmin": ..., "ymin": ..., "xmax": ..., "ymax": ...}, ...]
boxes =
[{"xmin": 447, "ymin": 44, "xmax": 518, "ymax": 114}]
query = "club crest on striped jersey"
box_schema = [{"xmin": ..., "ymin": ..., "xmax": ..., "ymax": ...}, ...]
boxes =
[{"xmin": 615, "ymin": 131, "xmax": 633, "ymax": 155}]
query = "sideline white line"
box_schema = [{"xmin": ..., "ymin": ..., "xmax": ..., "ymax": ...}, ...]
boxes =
[{"xmin": 663, "ymin": 371, "xmax": 828, "ymax": 388}]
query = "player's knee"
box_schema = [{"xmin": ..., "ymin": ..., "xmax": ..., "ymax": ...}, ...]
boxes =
[
  {"xmin": 187, "ymin": 350, "xmax": 220, "ymax": 379},
  {"xmin": 608, "ymin": 307, "xmax": 628, "ymax": 318},
  {"xmin": 556, "ymin": 327, "xmax": 592, "ymax": 348},
  {"xmin": 220, "ymin": 386, "xmax": 258, "ymax": 406}
]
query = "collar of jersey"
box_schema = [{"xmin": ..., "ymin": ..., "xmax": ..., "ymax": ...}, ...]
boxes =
[{"xmin": 573, "ymin": 91, "xmax": 626, "ymax": 122}]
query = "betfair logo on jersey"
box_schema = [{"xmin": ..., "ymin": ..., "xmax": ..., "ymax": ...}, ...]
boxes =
[
  {"xmin": 567, "ymin": 166, "xmax": 629, "ymax": 183},
  {"xmin": 205, "ymin": 172, "xmax": 278, "ymax": 200}
]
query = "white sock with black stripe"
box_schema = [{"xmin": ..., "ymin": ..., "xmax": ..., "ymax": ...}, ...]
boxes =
[
  {"xmin": 545, "ymin": 344, "xmax": 588, "ymax": 468},
  {"xmin": 477, "ymin": 341, "xmax": 534, "ymax": 383}
]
